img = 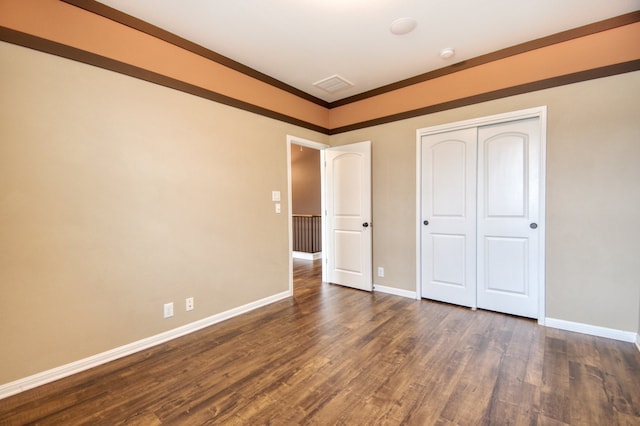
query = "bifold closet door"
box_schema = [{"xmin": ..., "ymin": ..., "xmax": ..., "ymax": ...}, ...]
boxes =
[
  {"xmin": 420, "ymin": 128, "xmax": 477, "ymax": 308},
  {"xmin": 476, "ymin": 118, "xmax": 540, "ymax": 318}
]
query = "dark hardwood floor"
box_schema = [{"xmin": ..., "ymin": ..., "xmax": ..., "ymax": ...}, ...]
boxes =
[{"xmin": 1, "ymin": 258, "xmax": 639, "ymax": 425}]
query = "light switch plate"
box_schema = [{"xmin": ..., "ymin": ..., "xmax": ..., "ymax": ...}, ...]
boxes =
[
  {"xmin": 163, "ymin": 302, "xmax": 174, "ymax": 318},
  {"xmin": 272, "ymin": 191, "xmax": 281, "ymax": 201}
]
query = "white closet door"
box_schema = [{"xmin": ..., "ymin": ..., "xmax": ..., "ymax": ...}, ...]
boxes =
[
  {"xmin": 476, "ymin": 118, "xmax": 541, "ymax": 318},
  {"xmin": 421, "ymin": 128, "xmax": 477, "ymax": 308}
]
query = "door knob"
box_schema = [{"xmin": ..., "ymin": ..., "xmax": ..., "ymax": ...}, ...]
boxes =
[
  {"xmin": 423, "ymin": 220, "xmax": 429, "ymax": 226},
  {"xmin": 362, "ymin": 222, "xmax": 369, "ymax": 228},
  {"xmin": 530, "ymin": 223, "xmax": 538, "ymax": 229}
]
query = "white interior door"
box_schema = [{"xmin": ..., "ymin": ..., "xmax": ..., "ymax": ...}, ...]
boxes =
[
  {"xmin": 325, "ymin": 141, "xmax": 372, "ymax": 291},
  {"xmin": 421, "ymin": 128, "xmax": 477, "ymax": 307},
  {"xmin": 419, "ymin": 112, "xmax": 544, "ymax": 319},
  {"xmin": 476, "ymin": 118, "xmax": 540, "ymax": 318}
]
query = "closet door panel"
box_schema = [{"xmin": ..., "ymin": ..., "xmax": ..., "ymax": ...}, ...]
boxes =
[
  {"xmin": 477, "ymin": 118, "xmax": 540, "ymax": 318},
  {"xmin": 420, "ymin": 128, "xmax": 477, "ymax": 308}
]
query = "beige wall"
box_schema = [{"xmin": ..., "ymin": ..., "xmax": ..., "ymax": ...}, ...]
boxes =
[
  {"xmin": 331, "ymin": 70, "xmax": 640, "ymax": 333},
  {"xmin": 0, "ymin": 42, "xmax": 327, "ymax": 385},
  {"xmin": 291, "ymin": 144, "xmax": 321, "ymax": 215},
  {"xmin": 1, "ymin": 39, "xmax": 638, "ymax": 388}
]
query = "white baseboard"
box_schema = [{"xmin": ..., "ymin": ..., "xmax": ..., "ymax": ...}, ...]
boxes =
[
  {"xmin": 636, "ymin": 333, "xmax": 640, "ymax": 353},
  {"xmin": 374, "ymin": 284, "xmax": 417, "ymax": 299},
  {"xmin": 0, "ymin": 290, "xmax": 292, "ymax": 400},
  {"xmin": 545, "ymin": 317, "xmax": 637, "ymax": 343},
  {"xmin": 292, "ymin": 251, "xmax": 322, "ymax": 260}
]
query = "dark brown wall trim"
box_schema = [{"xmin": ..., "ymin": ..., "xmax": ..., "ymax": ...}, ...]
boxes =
[
  {"xmin": 0, "ymin": 27, "xmax": 330, "ymax": 135},
  {"xmin": 59, "ymin": 2, "xmax": 640, "ymax": 111},
  {"xmin": 2, "ymin": 26, "xmax": 637, "ymax": 136},
  {"xmin": 329, "ymin": 60, "xmax": 640, "ymax": 135},
  {"xmin": 329, "ymin": 11, "xmax": 640, "ymax": 108},
  {"xmin": 61, "ymin": 0, "xmax": 331, "ymax": 109}
]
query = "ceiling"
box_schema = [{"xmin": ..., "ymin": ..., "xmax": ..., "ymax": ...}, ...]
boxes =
[{"xmin": 95, "ymin": 0, "xmax": 639, "ymax": 103}]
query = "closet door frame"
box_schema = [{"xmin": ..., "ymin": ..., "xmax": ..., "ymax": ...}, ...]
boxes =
[{"xmin": 415, "ymin": 106, "xmax": 547, "ymax": 325}]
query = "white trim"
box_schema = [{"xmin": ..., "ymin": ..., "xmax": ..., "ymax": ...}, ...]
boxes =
[
  {"xmin": 537, "ymin": 108, "xmax": 547, "ymax": 325},
  {"xmin": 292, "ymin": 251, "xmax": 322, "ymax": 260},
  {"xmin": 287, "ymin": 138, "xmax": 293, "ymax": 294},
  {"xmin": 636, "ymin": 333, "xmax": 640, "ymax": 352},
  {"xmin": 415, "ymin": 136, "xmax": 422, "ymax": 300},
  {"xmin": 416, "ymin": 106, "xmax": 548, "ymax": 137},
  {"xmin": 374, "ymin": 284, "xmax": 417, "ymax": 299},
  {"xmin": 286, "ymin": 135, "xmax": 329, "ymax": 287},
  {"xmin": 0, "ymin": 290, "xmax": 291, "ymax": 400},
  {"xmin": 415, "ymin": 106, "xmax": 547, "ymax": 321},
  {"xmin": 320, "ymin": 149, "xmax": 327, "ymax": 283},
  {"xmin": 545, "ymin": 318, "xmax": 637, "ymax": 343}
]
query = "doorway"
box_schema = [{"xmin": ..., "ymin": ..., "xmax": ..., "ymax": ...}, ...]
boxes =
[
  {"xmin": 286, "ymin": 136, "xmax": 373, "ymax": 294},
  {"xmin": 290, "ymin": 143, "xmax": 323, "ymax": 261},
  {"xmin": 416, "ymin": 107, "xmax": 547, "ymax": 322},
  {"xmin": 287, "ymin": 136, "xmax": 328, "ymax": 293}
]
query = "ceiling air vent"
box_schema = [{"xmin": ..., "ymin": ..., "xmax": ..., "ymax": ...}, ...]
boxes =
[{"xmin": 313, "ymin": 74, "xmax": 354, "ymax": 93}]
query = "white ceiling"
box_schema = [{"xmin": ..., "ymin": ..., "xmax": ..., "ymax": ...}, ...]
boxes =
[{"xmin": 96, "ymin": 0, "xmax": 639, "ymax": 103}]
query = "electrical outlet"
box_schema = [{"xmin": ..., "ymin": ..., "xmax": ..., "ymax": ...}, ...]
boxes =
[
  {"xmin": 186, "ymin": 297, "xmax": 194, "ymax": 311},
  {"xmin": 377, "ymin": 267, "xmax": 384, "ymax": 277},
  {"xmin": 163, "ymin": 302, "xmax": 174, "ymax": 318}
]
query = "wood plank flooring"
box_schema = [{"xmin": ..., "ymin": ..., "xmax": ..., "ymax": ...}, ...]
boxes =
[{"xmin": 1, "ymin": 259, "xmax": 639, "ymax": 425}]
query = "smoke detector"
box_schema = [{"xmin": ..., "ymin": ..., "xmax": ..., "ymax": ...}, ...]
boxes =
[{"xmin": 440, "ymin": 48, "xmax": 455, "ymax": 59}]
